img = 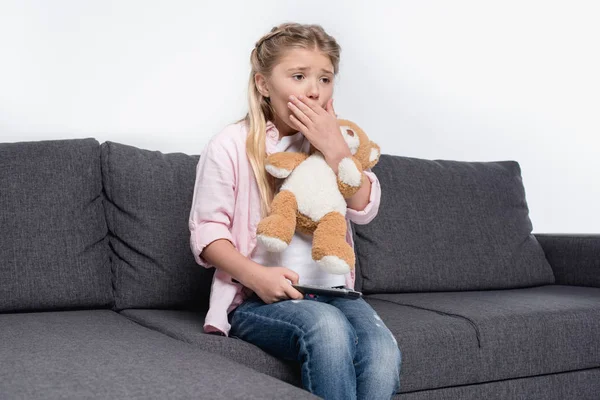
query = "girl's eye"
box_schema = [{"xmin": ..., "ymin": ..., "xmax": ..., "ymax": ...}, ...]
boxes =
[{"xmin": 292, "ymin": 74, "xmax": 331, "ymax": 84}]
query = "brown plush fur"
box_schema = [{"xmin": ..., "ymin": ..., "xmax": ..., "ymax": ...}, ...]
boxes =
[
  {"xmin": 258, "ymin": 190, "xmax": 298, "ymax": 245},
  {"xmin": 338, "ymin": 120, "xmax": 381, "ymax": 170},
  {"xmin": 256, "ymin": 118, "xmax": 380, "ymax": 274},
  {"xmin": 265, "ymin": 152, "xmax": 309, "ymax": 174},
  {"xmin": 296, "ymin": 211, "xmax": 318, "ymax": 235},
  {"xmin": 311, "ymin": 211, "xmax": 355, "ymax": 267}
]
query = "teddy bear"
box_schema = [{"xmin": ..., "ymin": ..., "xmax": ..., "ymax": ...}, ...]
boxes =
[{"xmin": 256, "ymin": 118, "xmax": 381, "ymax": 275}]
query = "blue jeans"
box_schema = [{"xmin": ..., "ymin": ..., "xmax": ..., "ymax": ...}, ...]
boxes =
[{"xmin": 228, "ymin": 291, "xmax": 402, "ymax": 400}]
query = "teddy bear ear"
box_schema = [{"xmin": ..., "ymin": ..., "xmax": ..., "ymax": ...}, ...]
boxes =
[{"xmin": 366, "ymin": 141, "xmax": 381, "ymax": 169}]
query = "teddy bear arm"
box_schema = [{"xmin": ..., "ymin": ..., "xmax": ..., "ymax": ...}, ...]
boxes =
[
  {"xmin": 336, "ymin": 155, "xmax": 365, "ymax": 198},
  {"xmin": 365, "ymin": 141, "xmax": 381, "ymax": 170},
  {"xmin": 265, "ymin": 152, "xmax": 309, "ymax": 179}
]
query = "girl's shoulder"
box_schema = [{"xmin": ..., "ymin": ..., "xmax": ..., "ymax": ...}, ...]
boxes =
[{"xmin": 204, "ymin": 121, "xmax": 249, "ymax": 153}]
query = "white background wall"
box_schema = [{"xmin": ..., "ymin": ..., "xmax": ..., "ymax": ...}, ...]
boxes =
[{"xmin": 1, "ymin": 0, "xmax": 598, "ymax": 233}]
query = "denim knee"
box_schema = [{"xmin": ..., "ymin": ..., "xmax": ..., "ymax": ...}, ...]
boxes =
[
  {"xmin": 381, "ymin": 335, "xmax": 401, "ymax": 375},
  {"xmin": 363, "ymin": 329, "xmax": 402, "ymax": 392},
  {"xmin": 302, "ymin": 307, "xmax": 358, "ymax": 356}
]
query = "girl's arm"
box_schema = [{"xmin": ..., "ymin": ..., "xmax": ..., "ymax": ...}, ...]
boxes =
[
  {"xmin": 324, "ymin": 148, "xmax": 381, "ymax": 225},
  {"xmin": 345, "ymin": 170, "xmax": 371, "ymax": 211},
  {"xmin": 189, "ymin": 136, "xmax": 238, "ymax": 268},
  {"xmin": 345, "ymin": 170, "xmax": 381, "ymax": 224},
  {"xmin": 188, "ymin": 132, "xmax": 302, "ymax": 303},
  {"xmin": 203, "ymin": 239, "xmax": 303, "ymax": 303},
  {"xmin": 201, "ymin": 239, "xmax": 265, "ymax": 288}
]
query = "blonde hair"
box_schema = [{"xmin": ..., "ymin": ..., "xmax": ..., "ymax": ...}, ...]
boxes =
[{"xmin": 234, "ymin": 22, "xmax": 341, "ymax": 218}]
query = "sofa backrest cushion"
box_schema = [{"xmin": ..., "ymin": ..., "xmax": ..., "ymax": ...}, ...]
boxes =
[
  {"xmin": 352, "ymin": 154, "xmax": 556, "ymax": 293},
  {"xmin": 101, "ymin": 141, "xmax": 213, "ymax": 311},
  {"xmin": 0, "ymin": 138, "xmax": 113, "ymax": 311}
]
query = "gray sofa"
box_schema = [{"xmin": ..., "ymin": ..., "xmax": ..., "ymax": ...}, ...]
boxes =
[{"xmin": 1, "ymin": 137, "xmax": 598, "ymax": 400}]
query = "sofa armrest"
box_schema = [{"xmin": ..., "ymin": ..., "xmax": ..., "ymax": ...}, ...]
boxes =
[{"xmin": 534, "ymin": 233, "xmax": 600, "ymax": 288}]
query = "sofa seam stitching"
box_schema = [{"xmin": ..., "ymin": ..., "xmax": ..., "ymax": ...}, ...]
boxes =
[{"xmin": 366, "ymin": 297, "xmax": 482, "ymax": 348}]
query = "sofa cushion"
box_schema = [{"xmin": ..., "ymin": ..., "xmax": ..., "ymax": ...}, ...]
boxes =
[
  {"xmin": 0, "ymin": 138, "xmax": 112, "ymax": 312},
  {"xmin": 121, "ymin": 286, "xmax": 600, "ymax": 394},
  {"xmin": 119, "ymin": 303, "xmax": 482, "ymax": 394},
  {"xmin": 119, "ymin": 309, "xmax": 303, "ymax": 387},
  {"xmin": 0, "ymin": 310, "xmax": 316, "ymax": 399},
  {"xmin": 400, "ymin": 369, "xmax": 600, "ymax": 400},
  {"xmin": 368, "ymin": 284, "xmax": 600, "ymax": 392},
  {"xmin": 353, "ymin": 155, "xmax": 555, "ymax": 293},
  {"xmin": 101, "ymin": 141, "xmax": 213, "ymax": 310}
]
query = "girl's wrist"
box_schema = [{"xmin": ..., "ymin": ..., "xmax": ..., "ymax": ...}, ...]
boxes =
[
  {"xmin": 324, "ymin": 147, "xmax": 352, "ymax": 175},
  {"xmin": 238, "ymin": 261, "xmax": 266, "ymax": 290}
]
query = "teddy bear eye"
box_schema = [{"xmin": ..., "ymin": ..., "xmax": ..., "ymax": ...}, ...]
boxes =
[{"xmin": 346, "ymin": 129, "xmax": 355, "ymax": 137}]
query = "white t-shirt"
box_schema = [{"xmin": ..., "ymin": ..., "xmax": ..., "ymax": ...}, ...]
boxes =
[{"xmin": 250, "ymin": 130, "xmax": 347, "ymax": 287}]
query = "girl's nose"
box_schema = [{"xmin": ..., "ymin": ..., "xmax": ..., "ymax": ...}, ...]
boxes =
[{"xmin": 304, "ymin": 95, "xmax": 322, "ymax": 108}]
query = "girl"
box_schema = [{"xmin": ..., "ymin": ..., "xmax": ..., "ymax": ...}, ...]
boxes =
[{"xmin": 189, "ymin": 22, "xmax": 401, "ymax": 400}]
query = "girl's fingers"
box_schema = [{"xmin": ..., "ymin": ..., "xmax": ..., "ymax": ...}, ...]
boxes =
[
  {"xmin": 326, "ymin": 98, "xmax": 336, "ymax": 117},
  {"xmin": 294, "ymin": 95, "xmax": 321, "ymax": 117},
  {"xmin": 287, "ymin": 101, "xmax": 312, "ymax": 127},
  {"xmin": 284, "ymin": 285, "xmax": 303, "ymax": 300},
  {"xmin": 289, "ymin": 114, "xmax": 308, "ymax": 134}
]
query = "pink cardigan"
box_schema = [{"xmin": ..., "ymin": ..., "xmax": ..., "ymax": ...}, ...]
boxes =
[{"xmin": 188, "ymin": 120, "xmax": 382, "ymax": 336}]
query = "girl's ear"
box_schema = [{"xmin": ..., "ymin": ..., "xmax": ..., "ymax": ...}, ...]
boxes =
[{"xmin": 254, "ymin": 73, "xmax": 269, "ymax": 97}]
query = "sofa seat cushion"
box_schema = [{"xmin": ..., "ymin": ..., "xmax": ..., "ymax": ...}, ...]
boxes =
[
  {"xmin": 352, "ymin": 154, "xmax": 555, "ymax": 293},
  {"xmin": 399, "ymin": 368, "xmax": 600, "ymax": 400},
  {"xmin": 0, "ymin": 310, "xmax": 318, "ymax": 399},
  {"xmin": 120, "ymin": 304, "xmax": 481, "ymax": 393},
  {"xmin": 368, "ymin": 284, "xmax": 600, "ymax": 392},
  {"xmin": 0, "ymin": 138, "xmax": 113, "ymax": 312},
  {"xmin": 120, "ymin": 309, "xmax": 304, "ymax": 387}
]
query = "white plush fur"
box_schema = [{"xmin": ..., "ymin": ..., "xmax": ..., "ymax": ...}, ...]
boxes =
[
  {"xmin": 316, "ymin": 255, "xmax": 351, "ymax": 274},
  {"xmin": 260, "ymin": 125, "xmax": 368, "ymax": 273},
  {"xmin": 341, "ymin": 126, "xmax": 360, "ymax": 155},
  {"xmin": 370, "ymin": 147, "xmax": 380, "ymax": 162},
  {"xmin": 281, "ymin": 153, "xmax": 347, "ymax": 222},
  {"xmin": 337, "ymin": 157, "xmax": 363, "ymax": 187},
  {"xmin": 257, "ymin": 234, "xmax": 288, "ymax": 252},
  {"xmin": 265, "ymin": 164, "xmax": 291, "ymax": 179}
]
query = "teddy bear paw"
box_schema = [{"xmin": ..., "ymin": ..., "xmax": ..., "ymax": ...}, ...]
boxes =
[
  {"xmin": 370, "ymin": 147, "xmax": 380, "ymax": 162},
  {"xmin": 337, "ymin": 157, "xmax": 363, "ymax": 187},
  {"xmin": 316, "ymin": 256, "xmax": 351, "ymax": 275},
  {"xmin": 257, "ymin": 234, "xmax": 289, "ymax": 252},
  {"xmin": 265, "ymin": 164, "xmax": 292, "ymax": 179}
]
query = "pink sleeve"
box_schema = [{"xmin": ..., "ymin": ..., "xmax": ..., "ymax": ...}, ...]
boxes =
[
  {"xmin": 188, "ymin": 137, "xmax": 237, "ymax": 268},
  {"xmin": 346, "ymin": 169, "xmax": 381, "ymax": 225}
]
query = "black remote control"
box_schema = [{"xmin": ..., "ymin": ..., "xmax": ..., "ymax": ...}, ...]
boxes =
[{"xmin": 292, "ymin": 284, "xmax": 363, "ymax": 299}]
